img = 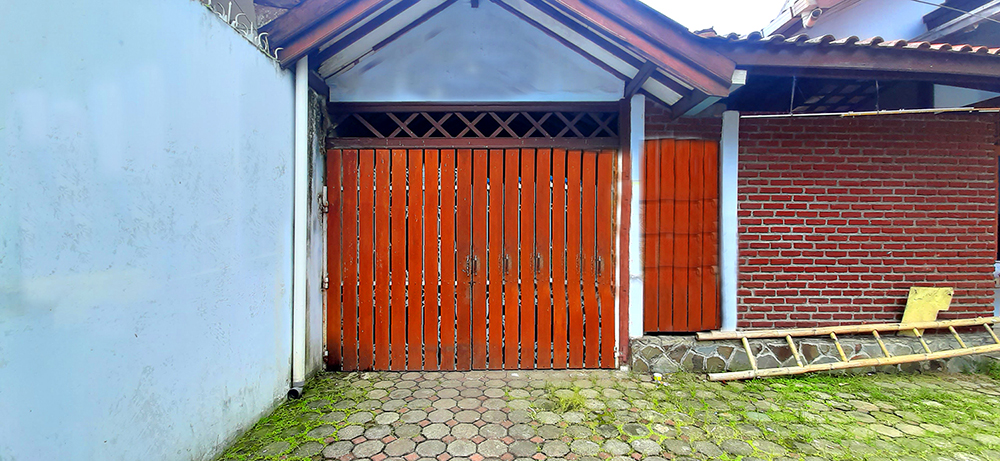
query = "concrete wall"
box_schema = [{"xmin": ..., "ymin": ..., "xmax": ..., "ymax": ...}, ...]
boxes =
[
  {"xmin": 805, "ymin": 0, "xmax": 935, "ymax": 40},
  {"xmin": 0, "ymin": 1, "xmax": 304, "ymax": 460},
  {"xmin": 325, "ymin": 0, "xmax": 624, "ymax": 102}
]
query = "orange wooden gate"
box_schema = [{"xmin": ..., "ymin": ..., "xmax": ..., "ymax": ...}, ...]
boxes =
[
  {"xmin": 642, "ymin": 139, "xmax": 720, "ymax": 333},
  {"xmin": 327, "ymin": 148, "xmax": 617, "ymax": 371}
]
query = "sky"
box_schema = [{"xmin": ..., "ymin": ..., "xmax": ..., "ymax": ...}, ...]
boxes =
[{"xmin": 643, "ymin": 0, "xmax": 788, "ymax": 35}]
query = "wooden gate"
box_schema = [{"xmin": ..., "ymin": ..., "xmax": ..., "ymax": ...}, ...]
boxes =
[
  {"xmin": 327, "ymin": 148, "xmax": 617, "ymax": 371},
  {"xmin": 642, "ymin": 139, "xmax": 720, "ymax": 333}
]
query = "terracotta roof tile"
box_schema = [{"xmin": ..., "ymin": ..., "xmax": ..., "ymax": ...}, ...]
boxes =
[{"xmin": 695, "ymin": 31, "xmax": 1000, "ymax": 56}]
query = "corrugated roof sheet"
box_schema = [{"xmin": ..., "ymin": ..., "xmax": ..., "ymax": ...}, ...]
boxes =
[{"xmin": 696, "ymin": 30, "xmax": 1000, "ymax": 56}]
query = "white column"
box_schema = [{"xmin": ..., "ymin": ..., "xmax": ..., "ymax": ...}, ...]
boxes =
[
  {"xmin": 291, "ymin": 57, "xmax": 309, "ymax": 393},
  {"xmin": 720, "ymin": 110, "xmax": 740, "ymax": 331},
  {"xmin": 628, "ymin": 94, "xmax": 645, "ymax": 338}
]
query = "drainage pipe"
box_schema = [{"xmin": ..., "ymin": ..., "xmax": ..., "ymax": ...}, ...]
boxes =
[
  {"xmin": 289, "ymin": 56, "xmax": 308, "ymax": 399},
  {"xmin": 719, "ymin": 111, "xmax": 739, "ymax": 332}
]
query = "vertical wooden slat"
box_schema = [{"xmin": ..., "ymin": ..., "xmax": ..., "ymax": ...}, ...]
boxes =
[
  {"xmin": 439, "ymin": 149, "xmax": 458, "ymax": 370},
  {"xmin": 472, "ymin": 149, "xmax": 489, "ymax": 369},
  {"xmin": 596, "ymin": 149, "xmax": 615, "ymax": 368},
  {"xmin": 341, "ymin": 150, "xmax": 360, "ymax": 370},
  {"xmin": 643, "ymin": 140, "xmax": 660, "ymax": 333},
  {"xmin": 535, "ymin": 149, "xmax": 553, "ymax": 369},
  {"xmin": 455, "ymin": 149, "xmax": 474, "ymax": 369},
  {"xmin": 503, "ymin": 149, "xmax": 520, "ymax": 369},
  {"xmin": 672, "ymin": 141, "xmax": 690, "ymax": 332},
  {"xmin": 390, "ymin": 149, "xmax": 407, "ymax": 369},
  {"xmin": 688, "ymin": 142, "xmax": 705, "ymax": 331},
  {"xmin": 580, "ymin": 150, "xmax": 599, "ymax": 368},
  {"xmin": 519, "ymin": 149, "xmax": 536, "ymax": 369},
  {"xmin": 407, "ymin": 149, "xmax": 424, "ymax": 369},
  {"xmin": 424, "ymin": 149, "xmax": 440, "ymax": 370},
  {"xmin": 374, "ymin": 149, "xmax": 391, "ymax": 370},
  {"xmin": 566, "ymin": 150, "xmax": 584, "ymax": 368},
  {"xmin": 658, "ymin": 140, "xmax": 675, "ymax": 332},
  {"xmin": 326, "ymin": 150, "xmax": 343, "ymax": 369},
  {"xmin": 358, "ymin": 150, "xmax": 376, "ymax": 370},
  {"xmin": 703, "ymin": 141, "xmax": 720, "ymax": 330},
  {"xmin": 487, "ymin": 149, "xmax": 505, "ymax": 369},
  {"xmin": 551, "ymin": 149, "xmax": 568, "ymax": 369}
]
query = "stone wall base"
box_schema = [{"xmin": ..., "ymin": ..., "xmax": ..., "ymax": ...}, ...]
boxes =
[{"xmin": 630, "ymin": 327, "xmax": 1000, "ymax": 375}]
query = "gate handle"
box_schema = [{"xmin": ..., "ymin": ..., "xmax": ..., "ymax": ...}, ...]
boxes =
[{"xmin": 595, "ymin": 256, "xmax": 604, "ymax": 277}]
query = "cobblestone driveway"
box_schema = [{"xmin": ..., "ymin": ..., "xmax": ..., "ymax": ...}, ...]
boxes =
[{"xmin": 220, "ymin": 370, "xmax": 1000, "ymax": 461}]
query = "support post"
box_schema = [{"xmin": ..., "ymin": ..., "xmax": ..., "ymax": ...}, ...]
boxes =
[
  {"xmin": 627, "ymin": 94, "xmax": 645, "ymax": 339},
  {"xmin": 720, "ymin": 110, "xmax": 739, "ymax": 331}
]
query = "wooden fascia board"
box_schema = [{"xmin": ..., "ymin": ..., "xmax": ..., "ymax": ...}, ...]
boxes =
[
  {"xmin": 720, "ymin": 47, "xmax": 1000, "ymax": 90},
  {"xmin": 261, "ymin": 0, "xmax": 352, "ymax": 45},
  {"xmin": 541, "ymin": 0, "xmax": 734, "ymax": 97},
  {"xmin": 276, "ymin": 0, "xmax": 397, "ymax": 67},
  {"xmin": 576, "ymin": 0, "xmax": 735, "ymax": 83}
]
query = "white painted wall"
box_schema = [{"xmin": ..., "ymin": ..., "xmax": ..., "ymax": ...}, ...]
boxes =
[
  {"xmin": 0, "ymin": 1, "xmax": 308, "ymax": 460},
  {"xmin": 805, "ymin": 0, "xmax": 934, "ymax": 39},
  {"xmin": 326, "ymin": 0, "xmax": 624, "ymax": 102}
]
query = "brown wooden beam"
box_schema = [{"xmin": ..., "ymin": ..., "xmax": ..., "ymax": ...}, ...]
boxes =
[
  {"xmin": 326, "ymin": 137, "xmax": 620, "ymax": 148},
  {"xmin": 327, "ymin": 101, "xmax": 621, "ymax": 113},
  {"xmin": 309, "ymin": 70, "xmax": 330, "ymax": 98},
  {"xmin": 255, "ymin": 0, "xmax": 303, "ymax": 8},
  {"xmin": 660, "ymin": 89, "xmax": 708, "ymax": 121},
  {"xmin": 624, "ymin": 61, "xmax": 655, "ymax": 98},
  {"xmin": 261, "ymin": 0, "xmax": 352, "ymax": 45},
  {"xmin": 538, "ymin": 0, "xmax": 733, "ymax": 96},
  {"xmin": 276, "ymin": 0, "xmax": 396, "ymax": 67},
  {"xmin": 313, "ymin": 0, "xmax": 421, "ymax": 67},
  {"xmin": 719, "ymin": 47, "xmax": 1000, "ymax": 91}
]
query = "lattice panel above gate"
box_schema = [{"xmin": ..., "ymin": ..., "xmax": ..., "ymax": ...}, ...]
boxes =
[{"xmin": 331, "ymin": 110, "xmax": 620, "ymax": 140}]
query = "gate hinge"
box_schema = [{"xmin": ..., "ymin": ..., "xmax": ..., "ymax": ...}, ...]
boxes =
[
  {"xmin": 322, "ymin": 274, "xmax": 329, "ymax": 290},
  {"xmin": 320, "ymin": 186, "xmax": 329, "ymax": 214}
]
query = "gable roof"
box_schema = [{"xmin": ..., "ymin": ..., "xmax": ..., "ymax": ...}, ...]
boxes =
[{"xmin": 261, "ymin": 0, "xmax": 738, "ymax": 108}]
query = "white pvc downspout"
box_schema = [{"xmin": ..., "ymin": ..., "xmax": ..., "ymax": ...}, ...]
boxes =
[
  {"xmin": 627, "ymin": 94, "xmax": 645, "ymax": 339},
  {"xmin": 720, "ymin": 111, "xmax": 739, "ymax": 331},
  {"xmin": 290, "ymin": 56, "xmax": 308, "ymax": 398}
]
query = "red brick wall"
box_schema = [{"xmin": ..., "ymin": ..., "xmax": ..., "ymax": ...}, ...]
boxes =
[
  {"xmin": 739, "ymin": 114, "xmax": 998, "ymax": 329},
  {"xmin": 645, "ymin": 100, "xmax": 721, "ymax": 140}
]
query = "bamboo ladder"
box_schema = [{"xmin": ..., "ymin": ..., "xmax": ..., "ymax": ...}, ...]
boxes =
[{"xmin": 697, "ymin": 316, "xmax": 1000, "ymax": 381}]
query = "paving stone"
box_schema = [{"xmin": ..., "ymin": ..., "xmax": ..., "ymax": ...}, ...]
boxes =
[
  {"xmin": 401, "ymin": 410, "xmax": 429, "ymax": 423},
  {"xmin": 720, "ymin": 439, "xmax": 753, "ymax": 457},
  {"xmin": 692, "ymin": 441, "xmax": 722, "ymax": 458},
  {"xmin": 870, "ymin": 424, "xmax": 905, "ymax": 438},
  {"xmin": 449, "ymin": 439, "xmax": 477, "ymax": 457},
  {"xmin": 395, "ymin": 424, "xmax": 423, "ymax": 439},
  {"xmin": 435, "ymin": 398, "xmax": 458, "ymax": 409},
  {"xmin": 508, "ymin": 409, "xmax": 533, "ymax": 423},
  {"xmin": 479, "ymin": 440, "xmax": 509, "ymax": 457},
  {"xmin": 260, "ymin": 441, "xmax": 290, "ymax": 456},
  {"xmin": 566, "ymin": 425, "xmax": 592, "ymax": 439},
  {"xmin": 428, "ymin": 409, "xmax": 455, "ymax": 423},
  {"xmin": 480, "ymin": 410, "xmax": 506, "ymax": 423},
  {"xmin": 661, "ymin": 439, "xmax": 692, "ymax": 456},
  {"xmin": 510, "ymin": 424, "xmax": 536, "ymax": 439},
  {"xmin": 383, "ymin": 400, "xmax": 407, "ymax": 412},
  {"xmin": 354, "ymin": 440, "xmax": 385, "ymax": 458},
  {"xmin": 349, "ymin": 412, "xmax": 374, "ymax": 424},
  {"xmin": 561, "ymin": 412, "xmax": 585, "ymax": 424},
  {"xmin": 602, "ymin": 439, "xmax": 630, "ymax": 456},
  {"xmin": 484, "ymin": 388, "xmax": 506, "ymax": 398},
  {"xmin": 510, "ymin": 440, "xmax": 538, "ymax": 457},
  {"xmin": 323, "ymin": 440, "xmax": 353, "ymax": 458},
  {"xmin": 974, "ymin": 434, "xmax": 1000, "ymax": 445},
  {"xmin": 571, "ymin": 440, "xmax": 600, "ymax": 455},
  {"xmin": 308, "ymin": 425, "xmax": 337, "ymax": 438},
  {"xmin": 508, "ymin": 399, "xmax": 531, "ymax": 410},
  {"xmin": 423, "ymin": 423, "xmax": 451, "ymax": 439},
  {"xmin": 542, "ymin": 441, "xmax": 570, "ymax": 457},
  {"xmin": 455, "ymin": 410, "xmax": 481, "ymax": 422},
  {"xmin": 366, "ymin": 425, "xmax": 393, "ymax": 439},
  {"xmin": 416, "ymin": 440, "xmax": 447, "ymax": 457},
  {"xmin": 451, "ymin": 423, "xmax": 479, "ymax": 439},
  {"xmin": 376, "ymin": 412, "xmax": 401, "ymax": 425},
  {"xmin": 753, "ymin": 440, "xmax": 787, "ymax": 455},
  {"xmin": 322, "ymin": 411, "xmax": 347, "ymax": 422},
  {"xmin": 385, "ymin": 439, "xmax": 417, "ymax": 457},
  {"xmin": 620, "ymin": 423, "xmax": 648, "ymax": 437},
  {"xmin": 480, "ymin": 423, "xmax": 507, "ymax": 438},
  {"xmin": 535, "ymin": 411, "xmax": 560, "ymax": 425},
  {"xmin": 895, "ymin": 423, "xmax": 925, "ymax": 436},
  {"xmin": 338, "ymin": 425, "xmax": 365, "ymax": 440}
]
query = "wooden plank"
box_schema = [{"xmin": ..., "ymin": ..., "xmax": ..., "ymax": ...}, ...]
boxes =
[
  {"xmin": 487, "ymin": 149, "xmax": 505, "ymax": 369},
  {"xmin": 259, "ymin": 0, "xmax": 352, "ymax": 44},
  {"xmin": 472, "ymin": 149, "xmax": 489, "ymax": 369},
  {"xmin": 595, "ymin": 149, "xmax": 615, "ymax": 368},
  {"xmin": 519, "ymin": 148, "xmax": 536, "ymax": 369},
  {"xmin": 642, "ymin": 140, "xmax": 660, "ymax": 333},
  {"xmin": 273, "ymin": 0, "xmax": 394, "ymax": 65},
  {"xmin": 565, "ymin": 150, "xmax": 584, "ymax": 368},
  {"xmin": 326, "ymin": 150, "xmax": 343, "ymax": 369},
  {"xmin": 688, "ymin": 141, "xmax": 704, "ymax": 331},
  {"xmin": 672, "ymin": 141, "xmax": 690, "ymax": 332},
  {"xmin": 358, "ymin": 150, "xmax": 376, "ymax": 370},
  {"xmin": 550, "ymin": 149, "xmax": 569, "ymax": 369},
  {"xmin": 657, "ymin": 140, "xmax": 675, "ymax": 332},
  {"xmin": 390, "ymin": 149, "xmax": 408, "ymax": 370},
  {"xmin": 455, "ymin": 149, "xmax": 474, "ymax": 369},
  {"xmin": 407, "ymin": 149, "xmax": 423, "ymax": 369},
  {"xmin": 341, "ymin": 149, "xmax": 360, "ymax": 370},
  {"xmin": 535, "ymin": 149, "xmax": 553, "ymax": 369},
  {"xmin": 703, "ymin": 141, "xmax": 720, "ymax": 331},
  {"xmin": 580, "ymin": 150, "xmax": 599, "ymax": 368},
  {"xmin": 373, "ymin": 149, "xmax": 391, "ymax": 370},
  {"xmin": 439, "ymin": 149, "xmax": 457, "ymax": 370},
  {"xmin": 503, "ymin": 149, "xmax": 521, "ymax": 369},
  {"xmin": 424, "ymin": 149, "xmax": 440, "ymax": 370}
]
